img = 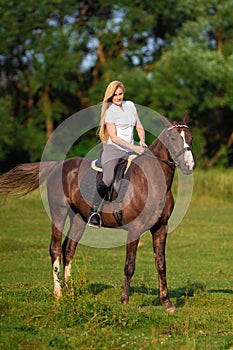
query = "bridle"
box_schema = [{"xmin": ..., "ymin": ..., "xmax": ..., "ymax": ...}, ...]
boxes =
[
  {"xmin": 145, "ymin": 124, "xmax": 192, "ymax": 169},
  {"xmin": 166, "ymin": 124, "xmax": 192, "ymax": 167}
]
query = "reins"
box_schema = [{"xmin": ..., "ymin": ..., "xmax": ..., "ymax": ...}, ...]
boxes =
[{"xmin": 143, "ymin": 149, "xmax": 176, "ymax": 169}]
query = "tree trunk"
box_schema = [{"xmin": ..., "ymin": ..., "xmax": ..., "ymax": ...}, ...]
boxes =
[
  {"xmin": 204, "ymin": 132, "xmax": 233, "ymax": 169},
  {"xmin": 41, "ymin": 86, "xmax": 54, "ymax": 140}
]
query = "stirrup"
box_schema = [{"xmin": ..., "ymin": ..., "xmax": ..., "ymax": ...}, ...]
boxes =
[{"xmin": 88, "ymin": 211, "xmax": 102, "ymax": 229}]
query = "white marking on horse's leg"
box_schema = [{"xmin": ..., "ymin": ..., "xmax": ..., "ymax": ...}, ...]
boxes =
[
  {"xmin": 180, "ymin": 131, "xmax": 195, "ymax": 170},
  {"xmin": 64, "ymin": 262, "xmax": 72, "ymax": 286},
  {"xmin": 53, "ymin": 256, "xmax": 62, "ymax": 298}
]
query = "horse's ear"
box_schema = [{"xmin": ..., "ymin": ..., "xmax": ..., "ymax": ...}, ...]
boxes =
[
  {"xmin": 160, "ymin": 115, "xmax": 172, "ymax": 127},
  {"xmin": 183, "ymin": 115, "xmax": 189, "ymax": 125}
]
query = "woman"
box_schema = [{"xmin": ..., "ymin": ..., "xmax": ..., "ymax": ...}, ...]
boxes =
[{"xmin": 88, "ymin": 80, "xmax": 147, "ymax": 228}]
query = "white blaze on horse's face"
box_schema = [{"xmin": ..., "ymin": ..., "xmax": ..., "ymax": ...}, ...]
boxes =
[{"xmin": 180, "ymin": 130, "xmax": 195, "ymax": 171}]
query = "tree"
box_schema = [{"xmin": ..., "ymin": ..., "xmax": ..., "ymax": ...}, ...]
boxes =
[
  {"xmin": 148, "ymin": 0, "xmax": 233, "ymax": 167},
  {"xmin": 0, "ymin": 0, "xmax": 232, "ymax": 169},
  {"xmin": 0, "ymin": 0, "xmax": 90, "ymax": 163},
  {"xmin": 0, "ymin": 99, "xmax": 14, "ymax": 164}
]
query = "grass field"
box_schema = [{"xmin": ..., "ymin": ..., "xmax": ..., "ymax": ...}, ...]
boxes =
[{"xmin": 0, "ymin": 169, "xmax": 233, "ymax": 349}]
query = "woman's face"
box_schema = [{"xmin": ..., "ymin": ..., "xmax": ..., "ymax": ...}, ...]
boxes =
[{"xmin": 112, "ymin": 87, "xmax": 124, "ymax": 105}]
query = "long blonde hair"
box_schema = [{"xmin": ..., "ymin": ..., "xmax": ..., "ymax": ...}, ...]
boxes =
[{"xmin": 98, "ymin": 80, "xmax": 126, "ymax": 142}]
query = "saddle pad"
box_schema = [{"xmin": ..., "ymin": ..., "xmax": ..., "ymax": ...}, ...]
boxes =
[{"xmin": 91, "ymin": 154, "xmax": 137, "ymax": 174}]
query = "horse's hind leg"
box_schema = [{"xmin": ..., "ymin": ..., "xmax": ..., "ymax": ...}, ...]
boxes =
[
  {"xmin": 49, "ymin": 207, "xmax": 68, "ymax": 298},
  {"xmin": 151, "ymin": 224, "xmax": 176, "ymax": 313},
  {"xmin": 121, "ymin": 237, "xmax": 139, "ymax": 304},
  {"xmin": 62, "ymin": 210, "xmax": 86, "ymax": 290}
]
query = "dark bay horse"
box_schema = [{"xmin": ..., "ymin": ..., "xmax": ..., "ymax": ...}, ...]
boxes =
[{"xmin": 0, "ymin": 115, "xmax": 194, "ymax": 312}]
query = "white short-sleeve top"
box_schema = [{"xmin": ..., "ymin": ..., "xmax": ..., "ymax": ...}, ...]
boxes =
[{"xmin": 105, "ymin": 100, "xmax": 137, "ymax": 152}]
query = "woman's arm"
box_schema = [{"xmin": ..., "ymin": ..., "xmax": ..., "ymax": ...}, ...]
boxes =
[
  {"xmin": 135, "ymin": 113, "xmax": 147, "ymax": 147},
  {"xmin": 106, "ymin": 123, "xmax": 145, "ymax": 155}
]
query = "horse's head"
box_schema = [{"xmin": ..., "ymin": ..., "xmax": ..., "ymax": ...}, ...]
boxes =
[{"xmin": 161, "ymin": 115, "xmax": 195, "ymax": 174}]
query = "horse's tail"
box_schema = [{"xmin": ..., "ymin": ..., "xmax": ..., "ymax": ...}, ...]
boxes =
[{"xmin": 0, "ymin": 161, "xmax": 58, "ymax": 197}]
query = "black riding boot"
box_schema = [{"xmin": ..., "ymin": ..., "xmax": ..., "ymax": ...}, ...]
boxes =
[{"xmin": 88, "ymin": 180, "xmax": 109, "ymax": 228}]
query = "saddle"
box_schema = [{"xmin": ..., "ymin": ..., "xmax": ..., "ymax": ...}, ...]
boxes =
[{"xmin": 91, "ymin": 154, "xmax": 137, "ymax": 202}]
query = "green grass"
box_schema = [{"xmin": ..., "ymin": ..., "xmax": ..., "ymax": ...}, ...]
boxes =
[{"xmin": 0, "ymin": 170, "xmax": 233, "ymax": 349}]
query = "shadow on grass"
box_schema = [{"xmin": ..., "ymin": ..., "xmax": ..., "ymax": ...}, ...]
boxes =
[
  {"xmin": 89, "ymin": 283, "xmax": 113, "ymax": 295},
  {"xmin": 132, "ymin": 283, "xmax": 233, "ymax": 307},
  {"xmin": 88, "ymin": 282, "xmax": 233, "ymax": 308},
  {"xmin": 88, "ymin": 282, "xmax": 206, "ymax": 307},
  {"xmin": 209, "ymin": 289, "xmax": 233, "ymax": 294},
  {"xmin": 129, "ymin": 284, "xmax": 201, "ymax": 307}
]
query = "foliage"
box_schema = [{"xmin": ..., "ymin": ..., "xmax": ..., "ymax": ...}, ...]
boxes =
[
  {"xmin": 0, "ymin": 0, "xmax": 233, "ymax": 170},
  {"xmin": 0, "ymin": 99, "xmax": 14, "ymax": 162}
]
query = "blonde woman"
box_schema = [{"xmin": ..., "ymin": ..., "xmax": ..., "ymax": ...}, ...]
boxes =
[{"xmin": 88, "ymin": 80, "xmax": 147, "ymax": 228}]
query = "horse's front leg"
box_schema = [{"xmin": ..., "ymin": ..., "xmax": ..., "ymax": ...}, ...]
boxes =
[
  {"xmin": 121, "ymin": 237, "xmax": 139, "ymax": 304},
  {"xmin": 151, "ymin": 224, "xmax": 176, "ymax": 313}
]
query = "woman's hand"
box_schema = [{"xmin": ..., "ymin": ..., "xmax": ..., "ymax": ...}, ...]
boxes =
[
  {"xmin": 139, "ymin": 140, "xmax": 148, "ymax": 148},
  {"xmin": 133, "ymin": 145, "xmax": 146, "ymax": 155}
]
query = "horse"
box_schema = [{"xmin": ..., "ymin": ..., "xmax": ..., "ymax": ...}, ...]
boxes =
[{"xmin": 0, "ymin": 115, "xmax": 195, "ymax": 313}]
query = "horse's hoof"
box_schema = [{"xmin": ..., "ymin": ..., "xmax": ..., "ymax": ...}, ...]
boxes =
[
  {"xmin": 166, "ymin": 305, "xmax": 176, "ymax": 313},
  {"xmin": 120, "ymin": 296, "xmax": 129, "ymax": 304},
  {"xmin": 54, "ymin": 289, "xmax": 62, "ymax": 299}
]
